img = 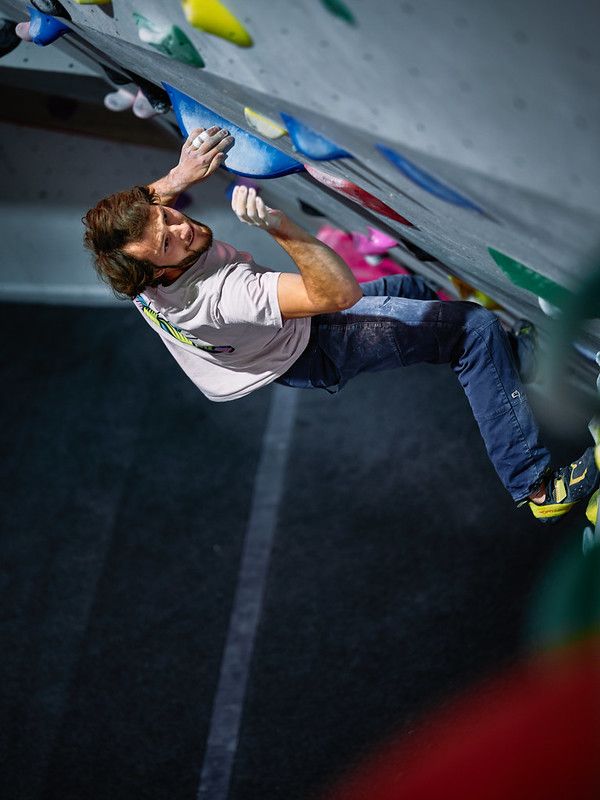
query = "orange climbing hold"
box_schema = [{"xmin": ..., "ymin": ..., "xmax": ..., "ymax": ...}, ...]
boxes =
[
  {"xmin": 448, "ymin": 275, "xmax": 502, "ymax": 310},
  {"xmin": 181, "ymin": 0, "xmax": 253, "ymax": 47}
]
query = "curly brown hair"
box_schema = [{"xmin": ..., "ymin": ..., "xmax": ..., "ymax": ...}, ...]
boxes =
[{"xmin": 82, "ymin": 185, "xmax": 163, "ymax": 299}]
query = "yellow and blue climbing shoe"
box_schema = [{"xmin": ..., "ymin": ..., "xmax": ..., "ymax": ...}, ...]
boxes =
[{"xmin": 529, "ymin": 447, "xmax": 600, "ymax": 523}]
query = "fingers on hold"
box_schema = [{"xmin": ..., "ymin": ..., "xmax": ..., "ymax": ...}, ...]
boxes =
[
  {"xmin": 187, "ymin": 127, "xmax": 204, "ymax": 144},
  {"xmin": 212, "ymin": 135, "xmax": 233, "ymax": 153},
  {"xmin": 191, "ymin": 133, "xmax": 207, "ymax": 149},
  {"xmin": 209, "ymin": 152, "xmax": 225, "ymax": 172},
  {"xmin": 188, "ymin": 126, "xmax": 230, "ymax": 150}
]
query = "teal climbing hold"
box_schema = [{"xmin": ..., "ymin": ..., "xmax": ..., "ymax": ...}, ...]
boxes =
[
  {"xmin": 527, "ymin": 537, "xmax": 600, "ymax": 651},
  {"xmin": 133, "ymin": 12, "xmax": 204, "ymax": 67},
  {"xmin": 163, "ymin": 83, "xmax": 304, "ymax": 179},
  {"xmin": 280, "ymin": 113, "xmax": 352, "ymax": 160},
  {"xmin": 320, "ymin": 0, "xmax": 356, "ymax": 25},
  {"xmin": 489, "ymin": 247, "xmax": 572, "ymax": 308}
]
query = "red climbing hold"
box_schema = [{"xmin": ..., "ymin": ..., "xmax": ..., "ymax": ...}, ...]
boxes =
[{"xmin": 305, "ymin": 164, "xmax": 414, "ymax": 227}]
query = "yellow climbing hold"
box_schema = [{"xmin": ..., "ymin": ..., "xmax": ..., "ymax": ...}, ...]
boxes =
[
  {"xmin": 586, "ymin": 489, "xmax": 598, "ymax": 525},
  {"xmin": 243, "ymin": 107, "xmax": 286, "ymax": 139},
  {"xmin": 448, "ymin": 275, "xmax": 501, "ymax": 310},
  {"xmin": 182, "ymin": 0, "xmax": 253, "ymax": 47}
]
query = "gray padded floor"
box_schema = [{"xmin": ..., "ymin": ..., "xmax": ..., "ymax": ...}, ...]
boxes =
[{"xmin": 0, "ymin": 301, "xmax": 586, "ymax": 800}]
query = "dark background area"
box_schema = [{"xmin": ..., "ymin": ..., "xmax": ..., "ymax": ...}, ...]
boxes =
[{"xmin": 0, "ymin": 302, "xmax": 586, "ymax": 800}]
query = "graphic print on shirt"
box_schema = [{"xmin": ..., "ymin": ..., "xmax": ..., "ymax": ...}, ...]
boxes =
[{"xmin": 134, "ymin": 295, "xmax": 235, "ymax": 353}]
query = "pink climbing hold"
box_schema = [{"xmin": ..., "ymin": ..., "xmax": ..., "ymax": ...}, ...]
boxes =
[
  {"xmin": 316, "ymin": 225, "xmax": 411, "ymax": 284},
  {"xmin": 15, "ymin": 21, "xmax": 33, "ymax": 41},
  {"xmin": 351, "ymin": 226, "xmax": 399, "ymax": 256},
  {"xmin": 304, "ymin": 164, "xmax": 414, "ymax": 227}
]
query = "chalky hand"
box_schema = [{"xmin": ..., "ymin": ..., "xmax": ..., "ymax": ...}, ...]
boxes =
[
  {"xmin": 174, "ymin": 126, "xmax": 234, "ymax": 185},
  {"xmin": 231, "ymin": 186, "xmax": 284, "ymax": 231}
]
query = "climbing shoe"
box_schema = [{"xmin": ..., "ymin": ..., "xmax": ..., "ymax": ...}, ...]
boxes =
[{"xmin": 528, "ymin": 446, "xmax": 600, "ymax": 523}]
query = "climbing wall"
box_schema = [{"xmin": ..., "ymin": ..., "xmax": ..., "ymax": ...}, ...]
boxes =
[{"xmin": 1, "ymin": 0, "xmax": 599, "ymax": 393}]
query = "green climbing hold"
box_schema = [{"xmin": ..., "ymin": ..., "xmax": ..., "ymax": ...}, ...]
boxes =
[
  {"xmin": 133, "ymin": 12, "xmax": 204, "ymax": 67},
  {"xmin": 527, "ymin": 537, "xmax": 600, "ymax": 652},
  {"xmin": 321, "ymin": 0, "xmax": 356, "ymax": 25},
  {"xmin": 488, "ymin": 246, "xmax": 571, "ymax": 308}
]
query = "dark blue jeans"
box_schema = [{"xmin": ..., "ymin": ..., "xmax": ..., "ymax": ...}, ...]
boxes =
[{"xmin": 275, "ymin": 274, "xmax": 551, "ymax": 502}]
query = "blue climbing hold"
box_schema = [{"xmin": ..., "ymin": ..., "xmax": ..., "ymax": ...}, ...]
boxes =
[
  {"xmin": 163, "ymin": 83, "xmax": 303, "ymax": 179},
  {"xmin": 280, "ymin": 112, "xmax": 352, "ymax": 160},
  {"xmin": 28, "ymin": 6, "xmax": 69, "ymax": 45},
  {"xmin": 376, "ymin": 143, "xmax": 484, "ymax": 213}
]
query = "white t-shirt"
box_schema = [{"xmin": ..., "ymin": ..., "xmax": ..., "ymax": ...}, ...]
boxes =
[{"xmin": 133, "ymin": 239, "xmax": 311, "ymax": 402}]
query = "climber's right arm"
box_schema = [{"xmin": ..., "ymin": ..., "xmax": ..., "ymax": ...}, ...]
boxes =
[
  {"xmin": 148, "ymin": 126, "xmax": 234, "ymax": 206},
  {"xmin": 231, "ymin": 185, "xmax": 363, "ymax": 319}
]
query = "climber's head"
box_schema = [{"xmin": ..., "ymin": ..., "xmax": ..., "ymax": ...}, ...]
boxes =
[{"xmin": 83, "ymin": 185, "xmax": 213, "ymax": 298}]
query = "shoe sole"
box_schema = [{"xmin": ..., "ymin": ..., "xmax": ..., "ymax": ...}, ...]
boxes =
[{"xmin": 529, "ymin": 500, "xmax": 576, "ymax": 523}]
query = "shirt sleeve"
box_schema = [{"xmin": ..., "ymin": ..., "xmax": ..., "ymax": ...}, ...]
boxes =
[{"xmin": 216, "ymin": 266, "xmax": 283, "ymax": 329}]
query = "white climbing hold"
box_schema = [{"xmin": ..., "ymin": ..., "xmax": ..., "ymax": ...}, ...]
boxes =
[
  {"xmin": 132, "ymin": 89, "xmax": 159, "ymax": 119},
  {"xmin": 103, "ymin": 88, "xmax": 136, "ymax": 112},
  {"xmin": 538, "ymin": 297, "xmax": 562, "ymax": 318}
]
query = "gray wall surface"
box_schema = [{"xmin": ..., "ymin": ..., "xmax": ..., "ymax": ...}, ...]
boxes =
[
  {"xmin": 0, "ymin": 0, "xmax": 598, "ymax": 363},
  {"xmin": 0, "ymin": 120, "xmax": 301, "ymax": 305}
]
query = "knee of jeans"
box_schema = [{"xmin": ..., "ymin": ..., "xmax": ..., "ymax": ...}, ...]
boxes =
[{"xmin": 464, "ymin": 303, "xmax": 497, "ymax": 334}]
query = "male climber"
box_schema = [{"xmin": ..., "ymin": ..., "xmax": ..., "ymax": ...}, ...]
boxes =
[{"xmin": 83, "ymin": 126, "xmax": 599, "ymax": 523}]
